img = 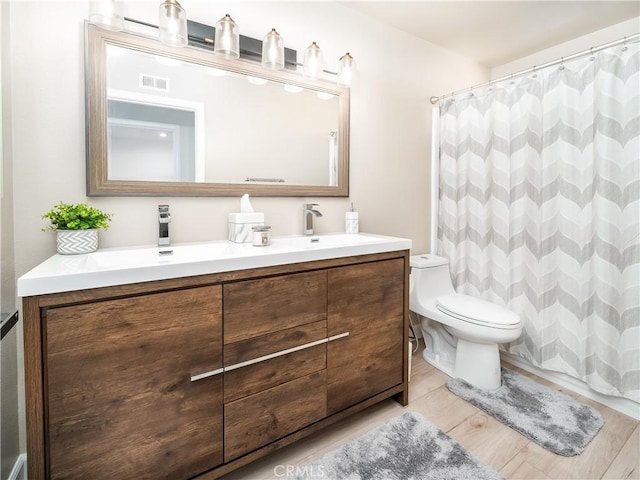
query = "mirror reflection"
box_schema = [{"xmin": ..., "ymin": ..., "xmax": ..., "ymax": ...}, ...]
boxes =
[{"xmin": 86, "ymin": 24, "xmax": 350, "ymax": 197}]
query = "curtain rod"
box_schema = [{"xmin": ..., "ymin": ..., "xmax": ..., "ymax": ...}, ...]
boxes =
[{"xmin": 430, "ymin": 33, "xmax": 640, "ymax": 104}]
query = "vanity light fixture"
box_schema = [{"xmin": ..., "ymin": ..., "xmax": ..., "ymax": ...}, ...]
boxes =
[
  {"xmin": 262, "ymin": 28, "xmax": 285, "ymax": 70},
  {"xmin": 301, "ymin": 44, "xmax": 358, "ymax": 87},
  {"xmin": 104, "ymin": 5, "xmax": 357, "ymax": 87},
  {"xmin": 337, "ymin": 52, "xmax": 357, "ymax": 87},
  {"xmin": 302, "ymin": 42, "xmax": 324, "ymax": 79},
  {"xmin": 214, "ymin": 14, "xmax": 240, "ymax": 59},
  {"xmin": 158, "ymin": 0, "xmax": 188, "ymax": 47},
  {"xmin": 89, "ymin": 0, "xmax": 124, "ymax": 31}
]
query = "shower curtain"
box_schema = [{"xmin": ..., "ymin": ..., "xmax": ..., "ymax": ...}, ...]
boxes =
[{"xmin": 437, "ymin": 42, "xmax": 639, "ymax": 401}]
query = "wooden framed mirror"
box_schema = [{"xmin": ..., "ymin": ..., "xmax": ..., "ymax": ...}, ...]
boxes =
[{"xmin": 85, "ymin": 22, "xmax": 350, "ymax": 196}]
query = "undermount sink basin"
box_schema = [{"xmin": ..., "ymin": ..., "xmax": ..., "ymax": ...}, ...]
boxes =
[{"xmin": 18, "ymin": 232, "xmax": 411, "ymax": 297}]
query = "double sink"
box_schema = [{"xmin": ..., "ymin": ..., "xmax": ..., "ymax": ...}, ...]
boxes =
[{"xmin": 18, "ymin": 233, "xmax": 412, "ymax": 297}]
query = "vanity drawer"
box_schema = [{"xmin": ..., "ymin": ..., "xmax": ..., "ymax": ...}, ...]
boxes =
[
  {"xmin": 223, "ymin": 270, "xmax": 327, "ymax": 344},
  {"xmin": 224, "ymin": 343, "xmax": 327, "ymax": 403},
  {"xmin": 224, "ymin": 370, "xmax": 327, "ymax": 461}
]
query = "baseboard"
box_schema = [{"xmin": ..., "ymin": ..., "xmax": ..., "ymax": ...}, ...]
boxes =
[
  {"xmin": 502, "ymin": 352, "xmax": 640, "ymax": 421},
  {"xmin": 8, "ymin": 454, "xmax": 26, "ymax": 480}
]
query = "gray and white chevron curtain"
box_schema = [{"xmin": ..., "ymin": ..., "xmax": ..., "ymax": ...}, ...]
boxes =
[{"xmin": 437, "ymin": 41, "xmax": 639, "ymax": 401}]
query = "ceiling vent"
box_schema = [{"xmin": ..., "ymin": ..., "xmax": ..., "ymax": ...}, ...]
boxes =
[{"xmin": 139, "ymin": 74, "xmax": 169, "ymax": 92}]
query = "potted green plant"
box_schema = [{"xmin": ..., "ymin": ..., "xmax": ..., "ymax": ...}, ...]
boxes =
[{"xmin": 42, "ymin": 201, "xmax": 113, "ymax": 254}]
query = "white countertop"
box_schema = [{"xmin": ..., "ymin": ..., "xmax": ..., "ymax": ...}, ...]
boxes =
[{"xmin": 18, "ymin": 233, "xmax": 411, "ymax": 297}]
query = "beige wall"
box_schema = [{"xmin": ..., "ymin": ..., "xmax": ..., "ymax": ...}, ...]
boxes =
[{"xmin": 7, "ymin": 0, "xmax": 489, "ymax": 460}]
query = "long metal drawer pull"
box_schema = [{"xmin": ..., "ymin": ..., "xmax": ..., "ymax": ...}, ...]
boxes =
[
  {"xmin": 328, "ymin": 332, "xmax": 349, "ymax": 342},
  {"xmin": 190, "ymin": 367, "xmax": 224, "ymax": 382},
  {"xmin": 191, "ymin": 331, "xmax": 350, "ymax": 380},
  {"xmin": 225, "ymin": 337, "xmax": 329, "ymax": 372}
]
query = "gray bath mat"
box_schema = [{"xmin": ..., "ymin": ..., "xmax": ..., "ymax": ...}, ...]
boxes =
[
  {"xmin": 294, "ymin": 411, "xmax": 503, "ymax": 479},
  {"xmin": 447, "ymin": 367, "xmax": 604, "ymax": 456}
]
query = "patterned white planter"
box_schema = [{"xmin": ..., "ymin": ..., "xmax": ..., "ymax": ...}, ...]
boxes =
[{"xmin": 56, "ymin": 229, "xmax": 98, "ymax": 255}]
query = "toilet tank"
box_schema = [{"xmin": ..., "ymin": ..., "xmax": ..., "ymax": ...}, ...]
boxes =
[{"xmin": 410, "ymin": 254, "xmax": 455, "ymax": 300}]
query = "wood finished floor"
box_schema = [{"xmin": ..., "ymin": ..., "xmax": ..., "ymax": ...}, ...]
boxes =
[{"xmin": 221, "ymin": 345, "xmax": 639, "ymax": 480}]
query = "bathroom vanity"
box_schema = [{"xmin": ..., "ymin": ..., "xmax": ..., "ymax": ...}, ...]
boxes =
[{"xmin": 19, "ymin": 233, "xmax": 411, "ymax": 479}]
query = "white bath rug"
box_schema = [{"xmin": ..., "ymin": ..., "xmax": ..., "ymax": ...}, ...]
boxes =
[
  {"xmin": 293, "ymin": 411, "xmax": 503, "ymax": 479},
  {"xmin": 447, "ymin": 367, "xmax": 604, "ymax": 456}
]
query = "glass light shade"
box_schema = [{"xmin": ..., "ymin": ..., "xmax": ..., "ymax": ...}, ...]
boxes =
[
  {"xmin": 214, "ymin": 14, "xmax": 240, "ymax": 59},
  {"xmin": 89, "ymin": 0, "xmax": 124, "ymax": 31},
  {"xmin": 337, "ymin": 52, "xmax": 357, "ymax": 87},
  {"xmin": 158, "ymin": 0, "xmax": 188, "ymax": 47},
  {"xmin": 262, "ymin": 28, "xmax": 284, "ymax": 70},
  {"xmin": 303, "ymin": 42, "xmax": 324, "ymax": 79}
]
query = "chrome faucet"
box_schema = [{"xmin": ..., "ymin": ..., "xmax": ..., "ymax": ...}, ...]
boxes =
[
  {"xmin": 158, "ymin": 205, "xmax": 171, "ymax": 246},
  {"xmin": 303, "ymin": 203, "xmax": 323, "ymax": 236}
]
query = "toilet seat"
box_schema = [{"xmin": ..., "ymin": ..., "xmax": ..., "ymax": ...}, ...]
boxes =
[{"xmin": 436, "ymin": 293, "xmax": 520, "ymax": 329}]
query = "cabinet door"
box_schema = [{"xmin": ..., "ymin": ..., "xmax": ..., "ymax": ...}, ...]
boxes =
[
  {"xmin": 327, "ymin": 259, "xmax": 405, "ymax": 414},
  {"xmin": 45, "ymin": 286, "xmax": 223, "ymax": 480}
]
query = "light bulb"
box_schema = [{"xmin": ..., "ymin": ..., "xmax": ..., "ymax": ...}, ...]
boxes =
[
  {"xmin": 262, "ymin": 28, "xmax": 284, "ymax": 70},
  {"xmin": 214, "ymin": 14, "xmax": 240, "ymax": 59},
  {"xmin": 303, "ymin": 42, "xmax": 323, "ymax": 79},
  {"xmin": 158, "ymin": 0, "xmax": 188, "ymax": 47},
  {"xmin": 337, "ymin": 52, "xmax": 357, "ymax": 87}
]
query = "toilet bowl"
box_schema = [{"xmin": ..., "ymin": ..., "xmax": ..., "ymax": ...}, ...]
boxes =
[{"xmin": 409, "ymin": 254, "xmax": 522, "ymax": 390}]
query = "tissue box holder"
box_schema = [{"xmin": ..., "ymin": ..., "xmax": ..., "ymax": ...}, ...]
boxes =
[{"xmin": 228, "ymin": 212, "xmax": 265, "ymax": 243}]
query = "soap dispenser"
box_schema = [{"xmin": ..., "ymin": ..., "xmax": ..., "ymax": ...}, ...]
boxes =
[{"xmin": 345, "ymin": 202, "xmax": 359, "ymax": 234}]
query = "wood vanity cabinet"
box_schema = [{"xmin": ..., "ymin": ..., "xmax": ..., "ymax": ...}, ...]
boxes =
[{"xmin": 22, "ymin": 251, "xmax": 409, "ymax": 480}]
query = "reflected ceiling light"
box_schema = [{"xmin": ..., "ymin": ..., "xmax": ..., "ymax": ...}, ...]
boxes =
[
  {"xmin": 89, "ymin": 0, "xmax": 124, "ymax": 31},
  {"xmin": 247, "ymin": 76, "xmax": 269, "ymax": 85},
  {"xmin": 262, "ymin": 28, "xmax": 285, "ymax": 70},
  {"xmin": 303, "ymin": 42, "xmax": 323, "ymax": 79},
  {"xmin": 214, "ymin": 14, "xmax": 240, "ymax": 59},
  {"xmin": 317, "ymin": 91, "xmax": 334, "ymax": 100},
  {"xmin": 284, "ymin": 84, "xmax": 303, "ymax": 93},
  {"xmin": 158, "ymin": 0, "xmax": 188, "ymax": 47},
  {"xmin": 337, "ymin": 52, "xmax": 357, "ymax": 87}
]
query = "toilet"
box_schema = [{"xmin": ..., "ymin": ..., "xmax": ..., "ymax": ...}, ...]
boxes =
[{"xmin": 410, "ymin": 254, "xmax": 522, "ymax": 390}]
